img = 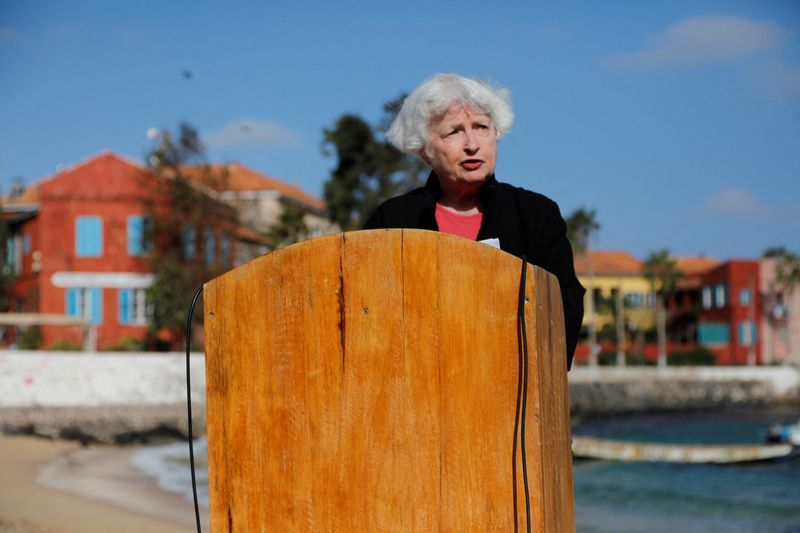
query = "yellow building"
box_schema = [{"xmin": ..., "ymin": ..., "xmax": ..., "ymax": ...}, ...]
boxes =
[{"xmin": 574, "ymin": 250, "xmax": 655, "ymax": 334}]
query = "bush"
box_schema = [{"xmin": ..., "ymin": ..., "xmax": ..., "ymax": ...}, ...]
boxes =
[
  {"xmin": 19, "ymin": 325, "xmax": 42, "ymax": 350},
  {"xmin": 49, "ymin": 340, "xmax": 82, "ymax": 351},
  {"xmin": 106, "ymin": 336, "xmax": 145, "ymax": 352},
  {"xmin": 668, "ymin": 347, "xmax": 716, "ymax": 366},
  {"xmin": 597, "ymin": 350, "xmax": 654, "ymax": 366}
]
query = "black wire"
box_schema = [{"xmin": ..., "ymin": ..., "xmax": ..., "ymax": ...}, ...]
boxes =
[
  {"xmin": 518, "ymin": 255, "xmax": 532, "ymax": 533},
  {"xmin": 186, "ymin": 285, "xmax": 204, "ymax": 533}
]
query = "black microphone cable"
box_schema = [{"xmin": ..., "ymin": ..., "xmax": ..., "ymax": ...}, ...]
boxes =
[
  {"xmin": 517, "ymin": 255, "xmax": 532, "ymax": 533},
  {"xmin": 185, "ymin": 284, "xmax": 204, "ymax": 533}
]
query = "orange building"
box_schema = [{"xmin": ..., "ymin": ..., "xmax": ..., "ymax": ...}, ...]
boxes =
[{"xmin": 3, "ymin": 152, "xmax": 271, "ymax": 349}]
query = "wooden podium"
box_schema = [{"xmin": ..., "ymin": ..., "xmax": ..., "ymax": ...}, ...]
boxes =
[{"xmin": 204, "ymin": 229, "xmax": 574, "ymax": 531}]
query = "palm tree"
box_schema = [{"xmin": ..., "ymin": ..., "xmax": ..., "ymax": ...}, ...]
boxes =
[
  {"xmin": 643, "ymin": 250, "xmax": 682, "ymax": 369},
  {"xmin": 566, "ymin": 208, "xmax": 600, "ymax": 366},
  {"xmin": 774, "ymin": 250, "xmax": 800, "ymax": 364}
]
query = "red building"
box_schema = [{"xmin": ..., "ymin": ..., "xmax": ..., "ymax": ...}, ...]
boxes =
[
  {"xmin": 4, "ymin": 152, "xmax": 260, "ymax": 349},
  {"xmin": 697, "ymin": 260, "xmax": 761, "ymax": 365}
]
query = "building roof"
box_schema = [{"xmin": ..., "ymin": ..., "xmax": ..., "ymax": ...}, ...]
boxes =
[
  {"xmin": 675, "ymin": 256, "xmax": 720, "ymax": 276},
  {"xmin": 574, "ymin": 250, "xmax": 642, "ymax": 276},
  {"xmin": 675, "ymin": 256, "xmax": 721, "ymax": 289},
  {"xmin": 3, "ymin": 151, "xmax": 145, "ymax": 207},
  {"xmin": 182, "ymin": 162, "xmax": 326, "ymax": 212}
]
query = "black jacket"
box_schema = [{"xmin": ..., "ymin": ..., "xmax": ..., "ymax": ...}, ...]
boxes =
[{"xmin": 364, "ymin": 172, "xmax": 585, "ymax": 369}]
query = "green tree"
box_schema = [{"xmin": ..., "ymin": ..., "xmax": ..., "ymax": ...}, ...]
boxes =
[
  {"xmin": 565, "ymin": 207, "xmax": 599, "ymax": 256},
  {"xmin": 565, "ymin": 207, "xmax": 601, "ymax": 365},
  {"xmin": 322, "ymin": 95, "xmax": 426, "ymax": 230},
  {"xmin": 143, "ymin": 123, "xmax": 237, "ymax": 348},
  {"xmin": 643, "ymin": 249, "xmax": 682, "ymax": 368},
  {"xmin": 0, "ymin": 196, "xmax": 17, "ymax": 311},
  {"xmin": 266, "ymin": 202, "xmax": 309, "ymax": 248}
]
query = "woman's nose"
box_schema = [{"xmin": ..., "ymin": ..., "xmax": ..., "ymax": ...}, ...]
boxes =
[{"xmin": 464, "ymin": 132, "xmax": 479, "ymax": 152}]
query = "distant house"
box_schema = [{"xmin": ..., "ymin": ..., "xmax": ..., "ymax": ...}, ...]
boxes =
[
  {"xmin": 696, "ymin": 260, "xmax": 761, "ymax": 365},
  {"xmin": 182, "ymin": 162, "xmax": 338, "ymax": 244},
  {"xmin": 2, "ymin": 152, "xmax": 276, "ymax": 349}
]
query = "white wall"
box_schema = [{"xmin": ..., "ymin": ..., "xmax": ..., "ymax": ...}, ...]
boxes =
[{"xmin": 0, "ymin": 351, "xmax": 205, "ymax": 408}]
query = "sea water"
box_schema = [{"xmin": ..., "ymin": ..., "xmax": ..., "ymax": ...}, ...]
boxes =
[
  {"xmin": 572, "ymin": 409, "xmax": 800, "ymax": 532},
  {"xmin": 132, "ymin": 409, "xmax": 800, "ymax": 532}
]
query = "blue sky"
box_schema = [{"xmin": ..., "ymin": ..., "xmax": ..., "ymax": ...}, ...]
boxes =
[{"xmin": 2, "ymin": 1, "xmax": 798, "ymax": 259}]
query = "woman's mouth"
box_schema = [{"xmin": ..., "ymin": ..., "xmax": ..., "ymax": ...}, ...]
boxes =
[{"xmin": 461, "ymin": 159, "xmax": 483, "ymax": 171}]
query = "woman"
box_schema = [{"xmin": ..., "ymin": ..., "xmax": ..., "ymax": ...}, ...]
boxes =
[{"xmin": 364, "ymin": 73, "xmax": 585, "ymax": 368}]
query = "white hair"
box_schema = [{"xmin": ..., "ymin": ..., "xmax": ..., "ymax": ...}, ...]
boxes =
[{"xmin": 386, "ymin": 73, "xmax": 514, "ymax": 156}]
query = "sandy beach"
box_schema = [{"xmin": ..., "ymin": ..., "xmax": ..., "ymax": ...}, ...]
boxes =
[{"xmin": 0, "ymin": 434, "xmax": 208, "ymax": 533}]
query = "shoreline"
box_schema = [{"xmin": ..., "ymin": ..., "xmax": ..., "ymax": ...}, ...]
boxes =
[{"xmin": 0, "ymin": 433, "xmax": 208, "ymax": 533}]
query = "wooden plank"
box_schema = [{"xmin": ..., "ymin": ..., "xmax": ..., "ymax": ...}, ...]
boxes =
[
  {"xmin": 534, "ymin": 268, "xmax": 575, "ymax": 533},
  {"xmin": 205, "ymin": 234, "xmax": 344, "ymax": 531},
  {"xmin": 435, "ymin": 232, "xmax": 531, "ymax": 531}
]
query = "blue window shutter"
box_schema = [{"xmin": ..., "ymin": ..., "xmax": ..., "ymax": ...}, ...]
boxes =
[
  {"xmin": 76, "ymin": 216, "xmax": 103, "ymax": 257},
  {"xmin": 127, "ymin": 216, "xmax": 144, "ymax": 256},
  {"xmin": 91, "ymin": 288, "xmax": 103, "ymax": 325},
  {"xmin": 119, "ymin": 289, "xmax": 130, "ymax": 324},
  {"xmin": 66, "ymin": 288, "xmax": 78, "ymax": 316},
  {"xmin": 182, "ymin": 225, "xmax": 196, "ymax": 260},
  {"xmin": 220, "ymin": 233, "xmax": 230, "ymax": 267}
]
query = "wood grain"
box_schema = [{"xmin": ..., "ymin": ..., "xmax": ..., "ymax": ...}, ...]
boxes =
[{"xmin": 204, "ymin": 229, "xmax": 574, "ymax": 532}]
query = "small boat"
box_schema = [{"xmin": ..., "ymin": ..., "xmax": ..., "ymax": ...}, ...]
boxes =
[
  {"xmin": 765, "ymin": 419, "xmax": 800, "ymax": 446},
  {"xmin": 572, "ymin": 436, "xmax": 793, "ymax": 464}
]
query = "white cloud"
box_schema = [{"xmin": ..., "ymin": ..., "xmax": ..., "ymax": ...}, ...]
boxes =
[
  {"xmin": 704, "ymin": 187, "xmax": 800, "ymax": 220},
  {"xmin": 203, "ymin": 118, "xmax": 302, "ymax": 150},
  {"xmin": 606, "ymin": 16, "xmax": 787, "ymax": 69}
]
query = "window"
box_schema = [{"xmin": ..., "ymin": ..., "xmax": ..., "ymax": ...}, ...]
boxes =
[
  {"xmin": 127, "ymin": 216, "xmax": 150, "ymax": 256},
  {"xmin": 698, "ymin": 323, "xmax": 729, "ymax": 345},
  {"xmin": 66, "ymin": 287, "xmax": 103, "ymax": 325},
  {"xmin": 75, "ymin": 216, "xmax": 103, "ymax": 257},
  {"xmin": 646, "ymin": 292, "xmax": 657, "ymax": 307},
  {"xmin": 118, "ymin": 288, "xmax": 149, "ymax": 325},
  {"xmin": 738, "ymin": 321, "xmax": 757, "ymax": 346},
  {"xmin": 702, "ymin": 287, "xmax": 712, "ymax": 309},
  {"xmin": 204, "ymin": 230, "xmax": 216, "ymax": 265},
  {"xmin": 739, "ymin": 289, "xmax": 751, "ymax": 306},
  {"xmin": 625, "ymin": 293, "xmax": 644, "ymax": 308},
  {"xmin": 182, "ymin": 225, "xmax": 196, "ymax": 260},
  {"xmin": 715, "ymin": 284, "xmax": 726, "ymax": 308},
  {"xmin": 23, "ymin": 234, "xmax": 31, "ymax": 254}
]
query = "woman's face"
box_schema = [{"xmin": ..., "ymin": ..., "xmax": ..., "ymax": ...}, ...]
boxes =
[{"xmin": 422, "ymin": 104, "xmax": 498, "ymax": 193}]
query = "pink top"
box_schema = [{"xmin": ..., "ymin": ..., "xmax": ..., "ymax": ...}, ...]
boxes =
[{"xmin": 435, "ymin": 203, "xmax": 483, "ymax": 240}]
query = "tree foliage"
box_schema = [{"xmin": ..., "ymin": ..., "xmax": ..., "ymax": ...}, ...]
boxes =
[
  {"xmin": 565, "ymin": 207, "xmax": 600, "ymax": 256},
  {"xmin": 772, "ymin": 249, "xmax": 800, "ymax": 295},
  {"xmin": 266, "ymin": 202, "xmax": 309, "ymax": 248},
  {"xmin": 322, "ymin": 95, "xmax": 426, "ymax": 230},
  {"xmin": 642, "ymin": 249, "xmax": 682, "ymax": 296},
  {"xmin": 0, "ymin": 207, "xmax": 15, "ymax": 310},
  {"xmin": 143, "ymin": 122, "xmax": 237, "ymax": 346}
]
